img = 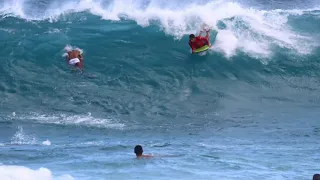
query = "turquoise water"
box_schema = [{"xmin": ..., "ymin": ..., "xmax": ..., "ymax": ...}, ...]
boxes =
[{"xmin": 0, "ymin": 0, "xmax": 320, "ymax": 179}]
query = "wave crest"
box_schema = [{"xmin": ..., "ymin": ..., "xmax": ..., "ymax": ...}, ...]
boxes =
[{"xmin": 0, "ymin": 0, "xmax": 319, "ymax": 57}]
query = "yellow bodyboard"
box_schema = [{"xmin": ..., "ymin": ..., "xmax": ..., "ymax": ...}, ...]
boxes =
[{"xmin": 194, "ymin": 45, "xmax": 210, "ymax": 53}]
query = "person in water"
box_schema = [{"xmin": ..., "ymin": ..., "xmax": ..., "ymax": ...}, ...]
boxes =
[
  {"xmin": 63, "ymin": 46, "xmax": 84, "ymax": 72},
  {"xmin": 189, "ymin": 29, "xmax": 211, "ymax": 53},
  {"xmin": 134, "ymin": 145, "xmax": 152, "ymax": 158},
  {"xmin": 314, "ymin": 174, "xmax": 320, "ymax": 180}
]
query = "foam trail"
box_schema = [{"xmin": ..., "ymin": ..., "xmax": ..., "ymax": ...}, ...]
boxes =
[
  {"xmin": 42, "ymin": 140, "xmax": 51, "ymax": 146},
  {"xmin": 13, "ymin": 112, "xmax": 125, "ymax": 129},
  {"xmin": 11, "ymin": 126, "xmax": 37, "ymax": 145}
]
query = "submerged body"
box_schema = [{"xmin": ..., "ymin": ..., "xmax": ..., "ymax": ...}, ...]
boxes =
[
  {"xmin": 63, "ymin": 46, "xmax": 84, "ymax": 72},
  {"xmin": 134, "ymin": 145, "xmax": 153, "ymax": 158}
]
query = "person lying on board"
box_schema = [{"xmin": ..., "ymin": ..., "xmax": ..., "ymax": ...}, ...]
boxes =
[
  {"xmin": 189, "ymin": 29, "xmax": 211, "ymax": 54},
  {"xmin": 63, "ymin": 46, "xmax": 84, "ymax": 72}
]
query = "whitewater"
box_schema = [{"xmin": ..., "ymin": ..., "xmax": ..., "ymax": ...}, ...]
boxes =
[{"xmin": 0, "ymin": 0, "xmax": 320, "ymax": 179}]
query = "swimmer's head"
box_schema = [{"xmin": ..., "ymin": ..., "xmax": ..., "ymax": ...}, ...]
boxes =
[
  {"xmin": 314, "ymin": 174, "xmax": 320, "ymax": 180},
  {"xmin": 189, "ymin": 34, "xmax": 195, "ymax": 42},
  {"xmin": 134, "ymin": 145, "xmax": 143, "ymax": 156}
]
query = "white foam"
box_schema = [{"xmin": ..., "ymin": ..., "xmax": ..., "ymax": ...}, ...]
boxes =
[
  {"xmin": 18, "ymin": 112, "xmax": 125, "ymax": 129},
  {"xmin": 47, "ymin": 28, "xmax": 61, "ymax": 34},
  {"xmin": 212, "ymin": 30, "xmax": 239, "ymax": 57},
  {"xmin": 0, "ymin": 165, "xmax": 74, "ymax": 180},
  {"xmin": 42, "ymin": 140, "xmax": 51, "ymax": 146},
  {"xmin": 63, "ymin": 45, "xmax": 73, "ymax": 53},
  {"xmin": 0, "ymin": 0, "xmax": 26, "ymax": 18},
  {"xmin": 63, "ymin": 45, "xmax": 83, "ymax": 57},
  {"xmin": 11, "ymin": 126, "xmax": 37, "ymax": 145}
]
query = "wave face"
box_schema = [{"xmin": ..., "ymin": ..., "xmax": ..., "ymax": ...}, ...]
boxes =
[
  {"xmin": 0, "ymin": 0, "xmax": 320, "ymax": 179},
  {"xmin": 1, "ymin": 0, "xmax": 319, "ymax": 57}
]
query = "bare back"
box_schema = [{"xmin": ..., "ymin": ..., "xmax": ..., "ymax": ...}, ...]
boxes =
[{"xmin": 67, "ymin": 50, "xmax": 81, "ymax": 60}]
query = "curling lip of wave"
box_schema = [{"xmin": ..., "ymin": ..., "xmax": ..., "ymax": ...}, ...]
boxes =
[
  {"xmin": 0, "ymin": 0, "xmax": 318, "ymax": 57},
  {"xmin": 0, "ymin": 0, "xmax": 319, "ymax": 22}
]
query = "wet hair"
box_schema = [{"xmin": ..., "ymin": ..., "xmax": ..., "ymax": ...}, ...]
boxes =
[
  {"xmin": 314, "ymin": 174, "xmax": 320, "ymax": 180},
  {"xmin": 189, "ymin": 34, "xmax": 195, "ymax": 39},
  {"xmin": 134, "ymin": 145, "xmax": 143, "ymax": 155}
]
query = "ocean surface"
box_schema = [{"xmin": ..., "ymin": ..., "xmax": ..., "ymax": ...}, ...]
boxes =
[{"xmin": 0, "ymin": 0, "xmax": 320, "ymax": 179}]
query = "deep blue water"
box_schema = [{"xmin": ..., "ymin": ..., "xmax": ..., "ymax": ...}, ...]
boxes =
[{"xmin": 0, "ymin": 0, "xmax": 320, "ymax": 179}]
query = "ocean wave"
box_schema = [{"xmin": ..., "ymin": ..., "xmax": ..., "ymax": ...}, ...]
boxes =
[{"xmin": 1, "ymin": 0, "xmax": 318, "ymax": 57}]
